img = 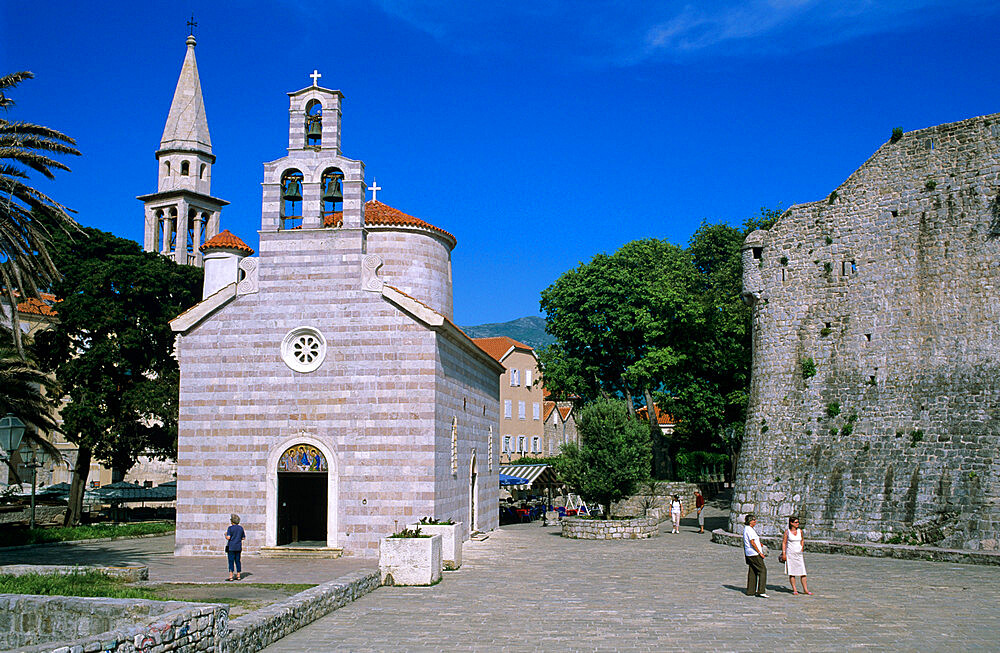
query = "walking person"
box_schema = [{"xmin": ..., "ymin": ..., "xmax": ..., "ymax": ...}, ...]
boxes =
[
  {"xmin": 781, "ymin": 516, "xmax": 811, "ymax": 595},
  {"xmin": 225, "ymin": 513, "xmax": 246, "ymax": 581},
  {"xmin": 743, "ymin": 514, "xmax": 768, "ymax": 597},
  {"xmin": 670, "ymin": 494, "xmax": 682, "ymax": 533},
  {"xmin": 694, "ymin": 489, "xmax": 706, "ymax": 533}
]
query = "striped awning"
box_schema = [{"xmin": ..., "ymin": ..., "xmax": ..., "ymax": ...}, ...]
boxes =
[{"xmin": 498, "ymin": 464, "xmax": 562, "ymax": 491}]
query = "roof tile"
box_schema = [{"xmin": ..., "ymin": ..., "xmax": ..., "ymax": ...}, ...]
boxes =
[{"xmin": 200, "ymin": 229, "xmax": 255, "ymax": 255}]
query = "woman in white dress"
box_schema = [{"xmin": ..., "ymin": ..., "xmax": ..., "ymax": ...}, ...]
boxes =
[{"xmin": 781, "ymin": 516, "xmax": 811, "ymax": 595}]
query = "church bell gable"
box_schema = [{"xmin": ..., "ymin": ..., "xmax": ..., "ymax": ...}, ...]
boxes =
[{"xmin": 261, "ymin": 73, "xmax": 365, "ymax": 232}]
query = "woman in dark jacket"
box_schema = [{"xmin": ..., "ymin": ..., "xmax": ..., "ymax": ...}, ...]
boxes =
[{"xmin": 225, "ymin": 513, "xmax": 246, "ymax": 581}]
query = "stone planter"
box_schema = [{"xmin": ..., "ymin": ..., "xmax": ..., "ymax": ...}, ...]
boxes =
[
  {"xmin": 561, "ymin": 516, "xmax": 659, "ymax": 540},
  {"xmin": 408, "ymin": 522, "xmax": 463, "ymax": 570},
  {"xmin": 379, "ymin": 533, "xmax": 442, "ymax": 586}
]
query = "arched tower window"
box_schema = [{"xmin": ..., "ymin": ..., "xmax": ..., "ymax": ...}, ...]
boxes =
[
  {"xmin": 305, "ymin": 100, "xmax": 322, "ymax": 148},
  {"xmin": 168, "ymin": 208, "xmax": 178, "ymax": 251},
  {"xmin": 164, "ymin": 161, "xmax": 171, "ymax": 176},
  {"xmin": 180, "ymin": 160, "xmax": 190, "ymax": 176},
  {"xmin": 280, "ymin": 169, "xmax": 304, "ymax": 230},
  {"xmin": 321, "ymin": 168, "xmax": 344, "ymax": 224},
  {"xmin": 187, "ymin": 208, "xmax": 198, "ymax": 253},
  {"xmin": 199, "ymin": 163, "xmax": 206, "ymax": 179}
]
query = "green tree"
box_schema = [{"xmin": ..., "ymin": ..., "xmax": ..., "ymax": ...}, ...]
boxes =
[
  {"xmin": 554, "ymin": 398, "xmax": 651, "ymax": 518},
  {"xmin": 35, "ymin": 224, "xmax": 202, "ymax": 524},
  {"xmin": 539, "ymin": 239, "xmax": 702, "ymax": 477},
  {"xmin": 0, "ymin": 71, "xmax": 81, "ymax": 352}
]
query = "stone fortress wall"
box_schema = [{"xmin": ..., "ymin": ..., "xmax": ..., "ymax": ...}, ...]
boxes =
[{"xmin": 733, "ymin": 113, "xmax": 1000, "ymax": 549}]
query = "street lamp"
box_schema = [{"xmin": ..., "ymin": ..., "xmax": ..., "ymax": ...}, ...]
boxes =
[
  {"xmin": 0, "ymin": 414, "xmax": 26, "ymax": 457},
  {"xmin": 17, "ymin": 444, "xmax": 49, "ymax": 530}
]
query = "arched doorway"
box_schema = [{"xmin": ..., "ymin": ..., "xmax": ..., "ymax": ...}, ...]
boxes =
[{"xmin": 277, "ymin": 444, "xmax": 328, "ymax": 545}]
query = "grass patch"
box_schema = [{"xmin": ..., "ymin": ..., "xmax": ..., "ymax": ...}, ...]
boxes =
[
  {"xmin": 0, "ymin": 572, "xmax": 161, "ymax": 600},
  {"xmin": 0, "ymin": 521, "xmax": 175, "ymax": 548}
]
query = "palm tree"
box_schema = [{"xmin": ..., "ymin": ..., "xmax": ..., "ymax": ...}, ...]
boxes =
[
  {"xmin": 0, "ymin": 343, "xmax": 63, "ymax": 480},
  {"xmin": 0, "ymin": 71, "xmax": 81, "ymax": 354}
]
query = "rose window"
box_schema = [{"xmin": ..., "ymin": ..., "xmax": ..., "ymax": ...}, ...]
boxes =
[{"xmin": 281, "ymin": 327, "xmax": 327, "ymax": 373}]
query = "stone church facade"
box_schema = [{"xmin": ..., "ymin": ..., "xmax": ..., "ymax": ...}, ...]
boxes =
[
  {"xmin": 734, "ymin": 113, "xmax": 1000, "ymax": 549},
  {"xmin": 169, "ymin": 72, "xmax": 502, "ymax": 557}
]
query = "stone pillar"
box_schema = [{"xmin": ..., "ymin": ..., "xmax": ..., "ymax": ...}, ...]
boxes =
[
  {"xmin": 301, "ymin": 181, "xmax": 322, "ymax": 229},
  {"xmin": 174, "ymin": 199, "xmax": 189, "ymax": 265},
  {"xmin": 163, "ymin": 213, "xmax": 174, "ymax": 256}
]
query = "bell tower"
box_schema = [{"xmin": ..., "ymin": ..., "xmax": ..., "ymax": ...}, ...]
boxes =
[
  {"xmin": 261, "ymin": 71, "xmax": 365, "ymax": 233},
  {"xmin": 138, "ymin": 34, "xmax": 227, "ymax": 267}
]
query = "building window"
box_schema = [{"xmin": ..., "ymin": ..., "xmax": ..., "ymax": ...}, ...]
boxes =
[
  {"xmin": 518, "ymin": 436, "xmax": 526, "ymax": 453},
  {"xmin": 532, "ymin": 436, "xmax": 541, "ymax": 453},
  {"xmin": 503, "ymin": 436, "xmax": 511, "ymax": 453},
  {"xmin": 518, "ymin": 401, "xmax": 526, "ymax": 420},
  {"xmin": 525, "ymin": 369, "xmax": 532, "ymax": 386},
  {"xmin": 280, "ymin": 326, "xmax": 327, "ymax": 373},
  {"xmin": 510, "ymin": 369, "xmax": 520, "ymax": 386},
  {"xmin": 504, "ymin": 400, "xmax": 512, "ymax": 419},
  {"xmin": 533, "ymin": 402, "xmax": 540, "ymax": 420},
  {"xmin": 180, "ymin": 160, "xmax": 190, "ymax": 176}
]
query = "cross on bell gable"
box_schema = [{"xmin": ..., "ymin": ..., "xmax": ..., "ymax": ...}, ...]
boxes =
[{"xmin": 310, "ymin": 70, "xmax": 322, "ymax": 87}]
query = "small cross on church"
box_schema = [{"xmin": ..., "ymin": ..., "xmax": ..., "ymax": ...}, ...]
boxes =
[
  {"xmin": 187, "ymin": 14, "xmax": 197, "ymax": 36},
  {"xmin": 310, "ymin": 70, "xmax": 322, "ymax": 87},
  {"xmin": 368, "ymin": 180, "xmax": 382, "ymax": 202}
]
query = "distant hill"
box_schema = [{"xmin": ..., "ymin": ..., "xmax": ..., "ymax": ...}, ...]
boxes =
[{"xmin": 461, "ymin": 316, "xmax": 555, "ymax": 351}]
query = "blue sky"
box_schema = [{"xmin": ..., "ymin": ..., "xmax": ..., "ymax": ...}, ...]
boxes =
[{"xmin": 3, "ymin": 1, "xmax": 1000, "ymax": 325}]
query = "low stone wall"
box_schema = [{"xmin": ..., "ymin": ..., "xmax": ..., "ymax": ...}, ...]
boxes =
[
  {"xmin": 0, "ymin": 564, "xmax": 148, "ymax": 581},
  {"xmin": 0, "ymin": 505, "xmax": 66, "ymax": 526},
  {"xmin": 612, "ymin": 482, "xmax": 701, "ymax": 521},
  {"xmin": 562, "ymin": 517, "xmax": 659, "ymax": 540},
  {"xmin": 0, "ymin": 595, "xmax": 227, "ymax": 652},
  {"xmin": 711, "ymin": 529, "xmax": 1000, "ymax": 566},
  {"xmin": 221, "ymin": 569, "xmax": 380, "ymax": 653}
]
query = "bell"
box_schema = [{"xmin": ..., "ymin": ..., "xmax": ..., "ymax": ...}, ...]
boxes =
[
  {"xmin": 307, "ymin": 117, "xmax": 322, "ymax": 139},
  {"xmin": 322, "ymin": 176, "xmax": 343, "ymax": 204},
  {"xmin": 282, "ymin": 178, "xmax": 302, "ymax": 202}
]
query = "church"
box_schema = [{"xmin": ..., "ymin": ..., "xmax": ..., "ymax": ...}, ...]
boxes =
[{"xmin": 156, "ymin": 35, "xmax": 502, "ymax": 557}]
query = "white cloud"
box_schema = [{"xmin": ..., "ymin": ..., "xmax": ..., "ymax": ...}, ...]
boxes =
[{"xmin": 370, "ymin": 0, "xmax": 1000, "ymax": 66}]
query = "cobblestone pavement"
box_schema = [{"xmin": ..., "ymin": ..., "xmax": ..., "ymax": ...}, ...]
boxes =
[
  {"xmin": 0, "ymin": 534, "xmax": 374, "ymax": 584},
  {"xmin": 261, "ymin": 509, "xmax": 1000, "ymax": 652}
]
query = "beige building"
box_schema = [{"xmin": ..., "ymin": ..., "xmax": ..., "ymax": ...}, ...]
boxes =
[
  {"xmin": 542, "ymin": 399, "xmax": 579, "ymax": 457},
  {"xmin": 472, "ymin": 337, "xmax": 547, "ymax": 463}
]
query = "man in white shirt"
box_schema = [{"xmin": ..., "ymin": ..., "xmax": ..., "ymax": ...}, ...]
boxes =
[{"xmin": 742, "ymin": 514, "xmax": 768, "ymax": 597}]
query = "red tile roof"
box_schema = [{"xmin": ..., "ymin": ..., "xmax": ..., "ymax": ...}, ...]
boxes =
[
  {"xmin": 471, "ymin": 336, "xmax": 534, "ymax": 362},
  {"xmin": 543, "ymin": 401, "xmax": 555, "ymax": 422},
  {"xmin": 636, "ymin": 405, "xmax": 676, "ymax": 425},
  {"xmin": 558, "ymin": 405, "xmax": 572, "ymax": 420},
  {"xmin": 322, "ymin": 201, "xmax": 456, "ymax": 246},
  {"xmin": 15, "ymin": 292, "xmax": 59, "ymax": 317},
  {"xmin": 200, "ymin": 230, "xmax": 255, "ymax": 255}
]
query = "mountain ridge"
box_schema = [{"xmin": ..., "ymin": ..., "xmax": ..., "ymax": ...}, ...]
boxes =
[{"xmin": 460, "ymin": 316, "xmax": 555, "ymax": 351}]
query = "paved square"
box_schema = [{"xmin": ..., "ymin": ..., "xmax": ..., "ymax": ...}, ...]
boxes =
[{"xmin": 260, "ymin": 510, "xmax": 1000, "ymax": 652}]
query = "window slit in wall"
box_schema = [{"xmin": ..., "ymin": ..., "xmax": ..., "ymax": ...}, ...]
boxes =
[
  {"xmin": 752, "ymin": 247, "xmax": 763, "ymax": 260},
  {"xmin": 865, "ymin": 333, "xmax": 872, "ymax": 342}
]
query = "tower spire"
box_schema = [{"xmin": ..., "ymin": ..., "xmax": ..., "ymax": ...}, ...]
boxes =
[
  {"xmin": 160, "ymin": 31, "xmax": 212, "ymax": 154},
  {"xmin": 138, "ymin": 33, "xmax": 228, "ymax": 268}
]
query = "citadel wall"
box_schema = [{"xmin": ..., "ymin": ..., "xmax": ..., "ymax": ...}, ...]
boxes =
[{"xmin": 733, "ymin": 113, "xmax": 1000, "ymax": 549}]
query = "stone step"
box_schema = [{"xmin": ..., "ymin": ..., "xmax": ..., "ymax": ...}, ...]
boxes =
[{"xmin": 259, "ymin": 546, "xmax": 344, "ymax": 559}]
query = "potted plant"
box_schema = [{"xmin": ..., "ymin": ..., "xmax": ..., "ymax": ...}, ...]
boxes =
[
  {"xmin": 379, "ymin": 526, "xmax": 442, "ymax": 586},
  {"xmin": 408, "ymin": 517, "xmax": 463, "ymax": 570}
]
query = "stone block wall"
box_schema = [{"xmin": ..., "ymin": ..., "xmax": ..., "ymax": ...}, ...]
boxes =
[
  {"xmin": 434, "ymin": 332, "xmax": 500, "ymax": 534},
  {"xmin": 734, "ymin": 113, "xmax": 1000, "ymax": 549},
  {"xmin": 368, "ymin": 227, "xmax": 454, "ymax": 320},
  {"xmin": 222, "ymin": 569, "xmax": 378, "ymax": 653},
  {"xmin": 0, "ymin": 595, "xmax": 226, "ymax": 652},
  {"xmin": 612, "ymin": 482, "xmax": 701, "ymax": 520},
  {"xmin": 561, "ymin": 517, "xmax": 659, "ymax": 539}
]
